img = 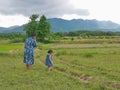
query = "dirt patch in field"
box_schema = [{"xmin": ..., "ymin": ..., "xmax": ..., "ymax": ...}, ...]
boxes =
[
  {"xmin": 9, "ymin": 49, "xmax": 20, "ymax": 54},
  {"xmin": 55, "ymin": 66, "xmax": 120, "ymax": 89},
  {"xmin": 52, "ymin": 44, "xmax": 120, "ymax": 48}
]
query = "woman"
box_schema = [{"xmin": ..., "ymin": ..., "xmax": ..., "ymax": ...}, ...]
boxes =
[{"xmin": 24, "ymin": 33, "xmax": 37, "ymax": 70}]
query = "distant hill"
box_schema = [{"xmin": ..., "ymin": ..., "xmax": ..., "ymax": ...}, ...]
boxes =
[
  {"xmin": 0, "ymin": 26, "xmax": 24, "ymax": 33},
  {"xmin": 0, "ymin": 27, "xmax": 8, "ymax": 33},
  {"xmin": 47, "ymin": 18, "xmax": 120, "ymax": 32},
  {"xmin": 0, "ymin": 18, "xmax": 120, "ymax": 33},
  {"xmin": 7, "ymin": 26, "xmax": 24, "ymax": 33}
]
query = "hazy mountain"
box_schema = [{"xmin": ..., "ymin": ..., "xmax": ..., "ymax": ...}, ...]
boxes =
[
  {"xmin": 47, "ymin": 18, "xmax": 120, "ymax": 32},
  {"xmin": 0, "ymin": 26, "xmax": 24, "ymax": 33},
  {"xmin": 0, "ymin": 18, "xmax": 120, "ymax": 33},
  {"xmin": 7, "ymin": 26, "xmax": 24, "ymax": 33},
  {"xmin": 0, "ymin": 27, "xmax": 8, "ymax": 33}
]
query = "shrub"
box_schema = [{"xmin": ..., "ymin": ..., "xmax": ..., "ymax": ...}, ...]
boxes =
[
  {"xmin": 11, "ymin": 38, "xmax": 24, "ymax": 43},
  {"xmin": 84, "ymin": 53, "xmax": 94, "ymax": 58}
]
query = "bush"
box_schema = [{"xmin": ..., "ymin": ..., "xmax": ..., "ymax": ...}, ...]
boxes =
[
  {"xmin": 11, "ymin": 38, "xmax": 24, "ymax": 43},
  {"xmin": 84, "ymin": 53, "xmax": 94, "ymax": 58}
]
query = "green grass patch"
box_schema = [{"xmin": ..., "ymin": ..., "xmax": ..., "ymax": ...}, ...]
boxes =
[
  {"xmin": 0, "ymin": 41, "xmax": 119, "ymax": 90},
  {"xmin": 0, "ymin": 43, "xmax": 23, "ymax": 52}
]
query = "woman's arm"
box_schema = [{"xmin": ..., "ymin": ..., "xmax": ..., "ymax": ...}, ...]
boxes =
[{"xmin": 33, "ymin": 40, "xmax": 37, "ymax": 47}]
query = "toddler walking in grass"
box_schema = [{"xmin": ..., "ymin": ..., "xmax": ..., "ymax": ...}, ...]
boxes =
[{"xmin": 45, "ymin": 50, "xmax": 53, "ymax": 72}]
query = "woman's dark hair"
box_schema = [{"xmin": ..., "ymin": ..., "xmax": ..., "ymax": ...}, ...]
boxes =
[
  {"xmin": 48, "ymin": 50, "xmax": 53, "ymax": 53},
  {"xmin": 31, "ymin": 33, "xmax": 36, "ymax": 37}
]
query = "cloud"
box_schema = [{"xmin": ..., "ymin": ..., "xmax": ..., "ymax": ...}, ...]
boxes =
[{"xmin": 0, "ymin": 0, "xmax": 89, "ymax": 18}]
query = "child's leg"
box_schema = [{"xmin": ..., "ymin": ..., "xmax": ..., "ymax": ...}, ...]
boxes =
[{"xmin": 48, "ymin": 66, "xmax": 52, "ymax": 71}]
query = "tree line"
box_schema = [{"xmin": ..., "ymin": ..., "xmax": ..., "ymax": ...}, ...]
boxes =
[
  {"xmin": 63, "ymin": 30, "xmax": 120, "ymax": 36},
  {"xmin": 0, "ymin": 32, "xmax": 25, "ymax": 40}
]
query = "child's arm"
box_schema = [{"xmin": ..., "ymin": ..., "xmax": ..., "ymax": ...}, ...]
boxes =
[{"xmin": 49, "ymin": 55, "xmax": 53, "ymax": 64}]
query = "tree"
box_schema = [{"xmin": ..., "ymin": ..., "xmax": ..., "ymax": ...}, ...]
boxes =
[
  {"xmin": 24, "ymin": 14, "xmax": 51, "ymax": 42},
  {"xmin": 24, "ymin": 14, "xmax": 39, "ymax": 37},
  {"xmin": 37, "ymin": 15, "xmax": 51, "ymax": 41}
]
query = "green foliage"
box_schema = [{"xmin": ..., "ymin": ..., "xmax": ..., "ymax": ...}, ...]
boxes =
[
  {"xmin": 84, "ymin": 53, "xmax": 94, "ymax": 58},
  {"xmin": 37, "ymin": 15, "xmax": 51, "ymax": 41},
  {"xmin": 65, "ymin": 30, "xmax": 120, "ymax": 37},
  {"xmin": 0, "ymin": 32, "xmax": 25, "ymax": 39},
  {"xmin": 71, "ymin": 37, "xmax": 74, "ymax": 41},
  {"xmin": 11, "ymin": 38, "xmax": 24, "ymax": 43},
  {"xmin": 0, "ymin": 52, "xmax": 10, "ymax": 56},
  {"xmin": 24, "ymin": 14, "xmax": 39, "ymax": 37},
  {"xmin": 23, "ymin": 14, "xmax": 51, "ymax": 42},
  {"xmin": 54, "ymin": 32, "xmax": 63, "ymax": 37},
  {"xmin": 0, "ymin": 32, "xmax": 26, "ymax": 43}
]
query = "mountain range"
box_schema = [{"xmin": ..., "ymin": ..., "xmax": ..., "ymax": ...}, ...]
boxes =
[{"xmin": 0, "ymin": 18, "xmax": 120, "ymax": 33}]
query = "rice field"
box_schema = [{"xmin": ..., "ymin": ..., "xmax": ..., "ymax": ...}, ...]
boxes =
[{"xmin": 0, "ymin": 41, "xmax": 120, "ymax": 90}]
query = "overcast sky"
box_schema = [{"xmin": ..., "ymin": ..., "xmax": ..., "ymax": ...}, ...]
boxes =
[{"xmin": 0, "ymin": 0, "xmax": 120, "ymax": 27}]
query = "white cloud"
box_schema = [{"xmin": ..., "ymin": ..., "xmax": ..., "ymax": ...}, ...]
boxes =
[
  {"xmin": 0, "ymin": 0, "xmax": 89, "ymax": 17},
  {"xmin": 68, "ymin": 0, "xmax": 120, "ymax": 24},
  {"xmin": 0, "ymin": 14, "xmax": 29, "ymax": 27},
  {"xmin": 0, "ymin": 0, "xmax": 120, "ymax": 27},
  {"xmin": 0, "ymin": 0, "xmax": 90, "ymax": 27}
]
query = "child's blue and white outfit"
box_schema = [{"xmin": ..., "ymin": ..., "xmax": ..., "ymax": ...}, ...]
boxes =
[{"xmin": 45, "ymin": 53, "xmax": 53, "ymax": 67}]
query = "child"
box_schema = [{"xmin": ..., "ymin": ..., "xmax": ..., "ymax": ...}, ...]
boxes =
[{"xmin": 45, "ymin": 50, "xmax": 53, "ymax": 72}]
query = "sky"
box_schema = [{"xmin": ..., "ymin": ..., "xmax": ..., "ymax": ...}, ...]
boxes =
[{"xmin": 0, "ymin": 0, "xmax": 120, "ymax": 27}]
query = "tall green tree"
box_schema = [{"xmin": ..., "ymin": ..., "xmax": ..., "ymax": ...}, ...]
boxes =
[
  {"xmin": 24, "ymin": 14, "xmax": 51, "ymax": 42},
  {"xmin": 37, "ymin": 15, "xmax": 51, "ymax": 41},
  {"xmin": 24, "ymin": 14, "xmax": 39, "ymax": 37}
]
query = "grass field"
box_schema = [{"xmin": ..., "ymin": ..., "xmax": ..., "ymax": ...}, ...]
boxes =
[{"xmin": 0, "ymin": 41, "xmax": 120, "ymax": 90}]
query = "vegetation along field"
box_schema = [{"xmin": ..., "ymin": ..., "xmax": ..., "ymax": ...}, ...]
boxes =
[{"xmin": 0, "ymin": 39, "xmax": 120, "ymax": 90}]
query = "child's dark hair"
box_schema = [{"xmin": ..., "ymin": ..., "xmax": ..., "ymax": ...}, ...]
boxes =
[{"xmin": 48, "ymin": 50, "xmax": 53, "ymax": 53}]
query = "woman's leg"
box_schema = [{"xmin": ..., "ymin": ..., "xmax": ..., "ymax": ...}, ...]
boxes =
[{"xmin": 26, "ymin": 64, "xmax": 32, "ymax": 70}]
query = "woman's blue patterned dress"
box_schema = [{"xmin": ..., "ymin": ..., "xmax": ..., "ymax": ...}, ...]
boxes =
[{"xmin": 24, "ymin": 37, "xmax": 37, "ymax": 65}]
